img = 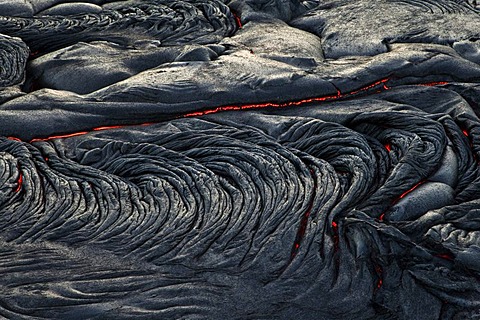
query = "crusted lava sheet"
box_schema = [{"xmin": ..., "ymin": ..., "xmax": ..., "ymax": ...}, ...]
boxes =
[{"xmin": 0, "ymin": 0, "xmax": 480, "ymax": 319}]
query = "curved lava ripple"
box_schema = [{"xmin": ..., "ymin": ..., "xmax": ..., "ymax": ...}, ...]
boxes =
[{"xmin": 0, "ymin": 0, "xmax": 480, "ymax": 319}]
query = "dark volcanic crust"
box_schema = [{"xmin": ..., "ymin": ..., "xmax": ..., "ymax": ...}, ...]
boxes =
[{"xmin": 0, "ymin": 0, "xmax": 479, "ymax": 319}]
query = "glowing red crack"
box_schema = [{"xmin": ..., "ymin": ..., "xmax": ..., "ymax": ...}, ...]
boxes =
[
  {"xmin": 379, "ymin": 213, "xmax": 385, "ymax": 222},
  {"xmin": 290, "ymin": 168, "xmax": 315, "ymax": 259},
  {"xmin": 435, "ymin": 253, "xmax": 454, "ymax": 261},
  {"xmin": 331, "ymin": 221, "xmax": 339, "ymax": 252},
  {"xmin": 184, "ymin": 79, "xmax": 389, "ymax": 118},
  {"xmin": 379, "ymin": 181, "xmax": 425, "ymax": 221},
  {"xmin": 15, "ymin": 170, "xmax": 22, "ymax": 193},
  {"xmin": 374, "ymin": 265, "xmax": 383, "ymax": 290},
  {"xmin": 93, "ymin": 126, "xmax": 124, "ymax": 131},
  {"xmin": 232, "ymin": 12, "xmax": 242, "ymax": 29},
  {"xmin": 398, "ymin": 181, "xmax": 423, "ymax": 200},
  {"xmin": 7, "ymin": 78, "xmax": 449, "ymax": 143},
  {"xmin": 418, "ymin": 81, "xmax": 449, "ymax": 87}
]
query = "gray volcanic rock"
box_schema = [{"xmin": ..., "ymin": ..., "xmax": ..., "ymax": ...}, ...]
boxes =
[
  {"xmin": 291, "ymin": 0, "xmax": 480, "ymax": 58},
  {"xmin": 7, "ymin": 0, "xmax": 106, "ymax": 15},
  {"xmin": 0, "ymin": 0, "xmax": 237, "ymax": 53},
  {"xmin": 0, "ymin": 34, "xmax": 28, "ymax": 87},
  {"xmin": 37, "ymin": 2, "xmax": 103, "ymax": 15},
  {"xmin": 0, "ymin": 0, "xmax": 34, "ymax": 17},
  {"xmin": 0, "ymin": 0, "xmax": 479, "ymax": 319},
  {"xmin": 454, "ymin": 39, "xmax": 480, "ymax": 65},
  {"xmin": 26, "ymin": 41, "xmax": 185, "ymax": 94}
]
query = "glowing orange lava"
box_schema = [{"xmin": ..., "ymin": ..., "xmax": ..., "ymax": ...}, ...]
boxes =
[
  {"xmin": 1, "ymin": 78, "xmax": 447, "ymax": 143},
  {"xmin": 15, "ymin": 171, "xmax": 22, "ymax": 193},
  {"xmin": 232, "ymin": 12, "xmax": 242, "ymax": 29},
  {"xmin": 418, "ymin": 81, "xmax": 449, "ymax": 87},
  {"xmin": 398, "ymin": 181, "xmax": 423, "ymax": 200}
]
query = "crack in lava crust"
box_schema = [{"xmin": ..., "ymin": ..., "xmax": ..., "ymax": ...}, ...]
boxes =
[{"xmin": 15, "ymin": 78, "xmax": 452, "ymax": 143}]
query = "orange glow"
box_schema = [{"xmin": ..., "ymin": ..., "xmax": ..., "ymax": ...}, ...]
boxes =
[
  {"xmin": 399, "ymin": 181, "xmax": 423, "ymax": 199},
  {"xmin": 374, "ymin": 265, "xmax": 383, "ymax": 289},
  {"xmin": 436, "ymin": 253, "xmax": 453, "ymax": 261},
  {"xmin": 290, "ymin": 173, "xmax": 315, "ymax": 259},
  {"xmin": 184, "ymin": 79, "xmax": 389, "ymax": 118},
  {"xmin": 418, "ymin": 81, "xmax": 448, "ymax": 87},
  {"xmin": 232, "ymin": 12, "xmax": 242, "ymax": 29},
  {"xmin": 24, "ymin": 78, "xmax": 451, "ymax": 142},
  {"xmin": 377, "ymin": 279, "xmax": 383, "ymax": 289},
  {"xmin": 331, "ymin": 220, "xmax": 339, "ymax": 252},
  {"xmin": 348, "ymin": 78, "xmax": 389, "ymax": 95},
  {"xmin": 15, "ymin": 172, "xmax": 22, "ymax": 193},
  {"xmin": 93, "ymin": 126, "xmax": 124, "ymax": 131}
]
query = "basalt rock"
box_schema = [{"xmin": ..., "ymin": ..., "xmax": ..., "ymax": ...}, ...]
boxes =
[{"xmin": 0, "ymin": 0, "xmax": 479, "ymax": 319}]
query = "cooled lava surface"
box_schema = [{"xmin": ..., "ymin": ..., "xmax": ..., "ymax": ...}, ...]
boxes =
[{"xmin": 0, "ymin": 0, "xmax": 479, "ymax": 319}]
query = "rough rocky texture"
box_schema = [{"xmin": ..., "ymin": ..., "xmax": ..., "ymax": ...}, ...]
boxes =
[{"xmin": 0, "ymin": 0, "xmax": 479, "ymax": 319}]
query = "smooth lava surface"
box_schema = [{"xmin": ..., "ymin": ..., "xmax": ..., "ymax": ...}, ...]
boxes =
[{"xmin": 0, "ymin": 0, "xmax": 480, "ymax": 319}]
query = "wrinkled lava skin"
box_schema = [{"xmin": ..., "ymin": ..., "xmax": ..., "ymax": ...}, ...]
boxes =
[{"xmin": 0, "ymin": 0, "xmax": 480, "ymax": 319}]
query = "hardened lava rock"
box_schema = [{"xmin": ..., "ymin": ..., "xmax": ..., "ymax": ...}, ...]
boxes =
[
  {"xmin": 0, "ymin": 0, "xmax": 479, "ymax": 319},
  {"xmin": 0, "ymin": 34, "xmax": 28, "ymax": 87}
]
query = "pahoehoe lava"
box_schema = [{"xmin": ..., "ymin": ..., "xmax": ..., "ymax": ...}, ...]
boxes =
[{"xmin": 0, "ymin": 0, "xmax": 479, "ymax": 319}]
